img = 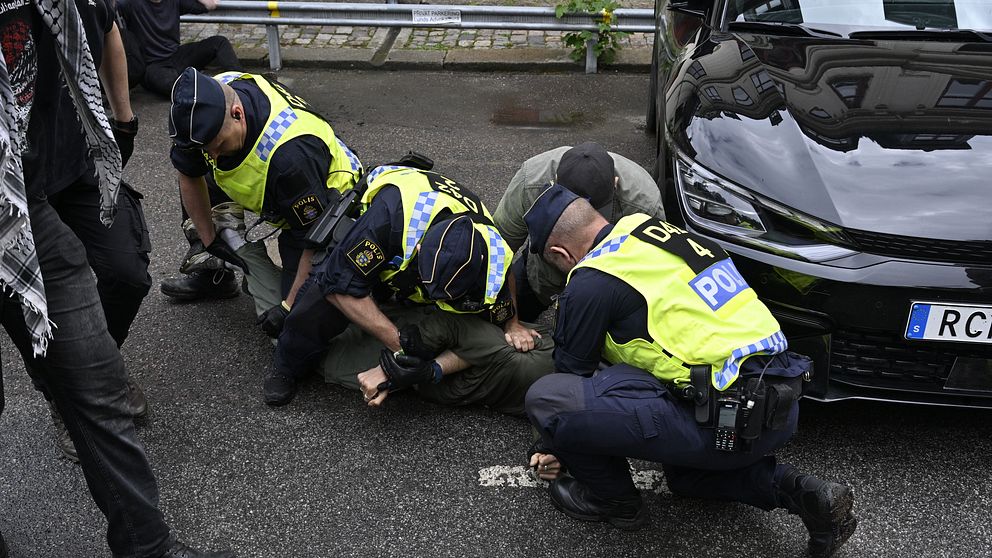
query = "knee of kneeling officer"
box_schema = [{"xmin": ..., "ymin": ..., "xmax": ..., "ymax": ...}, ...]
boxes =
[{"xmin": 524, "ymin": 373, "xmax": 584, "ymax": 428}]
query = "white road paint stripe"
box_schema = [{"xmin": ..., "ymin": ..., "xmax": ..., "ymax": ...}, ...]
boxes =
[{"xmin": 478, "ymin": 465, "xmax": 667, "ymax": 493}]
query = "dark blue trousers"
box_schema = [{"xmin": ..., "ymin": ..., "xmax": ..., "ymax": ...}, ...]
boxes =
[
  {"xmin": 525, "ymin": 364, "xmax": 798, "ymax": 509},
  {"xmin": 274, "ymin": 274, "xmax": 351, "ymax": 379}
]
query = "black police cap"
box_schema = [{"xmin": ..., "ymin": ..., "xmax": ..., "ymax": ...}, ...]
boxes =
[
  {"xmin": 524, "ymin": 183, "xmax": 581, "ymax": 254},
  {"xmin": 169, "ymin": 67, "xmax": 226, "ymax": 149},
  {"xmin": 419, "ymin": 215, "xmax": 487, "ymax": 301}
]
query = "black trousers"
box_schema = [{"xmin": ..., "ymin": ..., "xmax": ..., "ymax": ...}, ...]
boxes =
[
  {"xmin": 143, "ymin": 36, "xmax": 243, "ymax": 99},
  {"xmin": 1, "ymin": 199, "xmax": 171, "ymax": 557},
  {"xmin": 48, "ymin": 179, "xmax": 152, "ymax": 348}
]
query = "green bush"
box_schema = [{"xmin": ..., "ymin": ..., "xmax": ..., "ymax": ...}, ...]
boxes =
[{"xmin": 555, "ymin": 0, "xmax": 630, "ymax": 64}]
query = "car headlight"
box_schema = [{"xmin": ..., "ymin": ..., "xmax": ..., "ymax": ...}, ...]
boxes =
[{"xmin": 673, "ymin": 152, "xmax": 856, "ymax": 262}]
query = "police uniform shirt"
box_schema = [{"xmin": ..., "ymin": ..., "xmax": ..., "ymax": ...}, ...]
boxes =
[
  {"xmin": 317, "ymin": 185, "xmax": 513, "ymax": 321},
  {"xmin": 170, "ymin": 79, "xmax": 335, "ymax": 245},
  {"xmin": 552, "ymin": 224, "xmax": 651, "ymax": 376}
]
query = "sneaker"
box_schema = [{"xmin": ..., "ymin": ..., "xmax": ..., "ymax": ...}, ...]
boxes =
[
  {"xmin": 549, "ymin": 477, "xmax": 647, "ymax": 530},
  {"xmin": 775, "ymin": 466, "xmax": 857, "ymax": 557},
  {"xmin": 126, "ymin": 377, "xmax": 149, "ymax": 420},
  {"xmin": 47, "ymin": 400, "xmax": 79, "ymax": 463},
  {"xmin": 263, "ymin": 371, "xmax": 298, "ymax": 406},
  {"xmin": 161, "ymin": 269, "xmax": 239, "ymax": 301},
  {"xmin": 159, "ymin": 539, "xmax": 236, "ymax": 558}
]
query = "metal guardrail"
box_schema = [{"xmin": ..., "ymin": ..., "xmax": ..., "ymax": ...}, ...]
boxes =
[{"xmin": 181, "ymin": 1, "xmax": 655, "ymax": 73}]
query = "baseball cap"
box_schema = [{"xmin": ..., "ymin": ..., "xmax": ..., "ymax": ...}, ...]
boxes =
[{"xmin": 555, "ymin": 142, "xmax": 616, "ymax": 213}]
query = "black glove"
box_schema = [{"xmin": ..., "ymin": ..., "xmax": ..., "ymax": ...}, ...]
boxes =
[
  {"xmin": 377, "ymin": 349, "xmax": 439, "ymax": 391},
  {"xmin": 256, "ymin": 301, "xmax": 290, "ymax": 338},
  {"xmin": 110, "ymin": 115, "xmax": 138, "ymax": 168},
  {"xmin": 399, "ymin": 325, "xmax": 440, "ymax": 360},
  {"xmin": 205, "ymin": 235, "xmax": 250, "ymax": 275}
]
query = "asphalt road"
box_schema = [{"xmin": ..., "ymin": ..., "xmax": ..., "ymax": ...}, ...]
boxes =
[{"xmin": 2, "ymin": 69, "xmax": 991, "ymax": 558}]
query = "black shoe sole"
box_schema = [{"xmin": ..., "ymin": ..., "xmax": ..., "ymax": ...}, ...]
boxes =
[
  {"xmin": 263, "ymin": 385, "xmax": 297, "ymax": 407},
  {"xmin": 808, "ymin": 485, "xmax": 857, "ymax": 558},
  {"xmin": 160, "ymin": 285, "xmax": 240, "ymax": 301},
  {"xmin": 549, "ymin": 488, "xmax": 647, "ymax": 530}
]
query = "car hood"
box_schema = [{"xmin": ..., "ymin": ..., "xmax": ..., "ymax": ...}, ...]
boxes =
[{"xmin": 675, "ymin": 33, "xmax": 992, "ymax": 242}]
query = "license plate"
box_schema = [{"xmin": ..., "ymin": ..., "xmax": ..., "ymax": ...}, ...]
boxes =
[{"xmin": 905, "ymin": 302, "xmax": 992, "ymax": 344}]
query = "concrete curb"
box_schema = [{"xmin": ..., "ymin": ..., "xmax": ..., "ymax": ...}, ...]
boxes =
[{"xmin": 240, "ymin": 46, "xmax": 652, "ymax": 73}]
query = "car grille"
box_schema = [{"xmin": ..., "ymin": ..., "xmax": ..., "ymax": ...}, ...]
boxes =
[
  {"xmin": 846, "ymin": 229, "xmax": 992, "ymax": 265},
  {"xmin": 830, "ymin": 330, "xmax": 992, "ymax": 392}
]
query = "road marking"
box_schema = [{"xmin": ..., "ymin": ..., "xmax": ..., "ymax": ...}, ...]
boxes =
[{"xmin": 478, "ymin": 465, "xmax": 667, "ymax": 493}]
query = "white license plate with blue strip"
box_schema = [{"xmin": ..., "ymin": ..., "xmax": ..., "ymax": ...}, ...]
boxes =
[{"xmin": 905, "ymin": 302, "xmax": 992, "ymax": 344}]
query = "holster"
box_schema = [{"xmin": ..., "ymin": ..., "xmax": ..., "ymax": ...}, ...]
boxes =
[
  {"xmin": 686, "ymin": 351, "xmax": 813, "ymax": 435},
  {"xmin": 304, "ymin": 151, "xmax": 435, "ymax": 251}
]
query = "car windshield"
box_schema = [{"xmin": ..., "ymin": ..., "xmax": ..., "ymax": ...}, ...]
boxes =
[{"xmin": 725, "ymin": 0, "xmax": 992, "ymax": 33}]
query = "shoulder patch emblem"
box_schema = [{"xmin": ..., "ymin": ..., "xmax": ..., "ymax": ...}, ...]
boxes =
[
  {"xmin": 292, "ymin": 195, "xmax": 324, "ymax": 226},
  {"xmin": 488, "ymin": 298, "xmax": 515, "ymax": 324},
  {"xmin": 347, "ymin": 238, "xmax": 386, "ymax": 276}
]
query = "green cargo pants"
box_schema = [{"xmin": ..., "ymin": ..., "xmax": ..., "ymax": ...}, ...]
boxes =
[
  {"xmin": 236, "ymin": 240, "xmax": 285, "ymax": 319},
  {"xmin": 321, "ymin": 306, "xmax": 554, "ymax": 417},
  {"xmin": 236, "ymin": 241, "xmax": 554, "ymax": 416}
]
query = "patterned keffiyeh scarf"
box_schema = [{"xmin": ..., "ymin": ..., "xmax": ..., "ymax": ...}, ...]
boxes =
[{"xmin": 0, "ymin": 0, "xmax": 121, "ymax": 356}]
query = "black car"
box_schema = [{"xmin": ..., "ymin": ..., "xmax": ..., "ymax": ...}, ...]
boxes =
[{"xmin": 648, "ymin": 0, "xmax": 992, "ymax": 407}]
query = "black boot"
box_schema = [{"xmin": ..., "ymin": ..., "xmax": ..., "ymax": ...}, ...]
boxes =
[
  {"xmin": 126, "ymin": 377, "xmax": 149, "ymax": 419},
  {"xmin": 1, "ymin": 527, "xmax": 9, "ymax": 558},
  {"xmin": 160, "ymin": 269, "xmax": 239, "ymax": 301},
  {"xmin": 47, "ymin": 400, "xmax": 79, "ymax": 463},
  {"xmin": 263, "ymin": 370, "xmax": 298, "ymax": 406},
  {"xmin": 159, "ymin": 540, "xmax": 236, "ymax": 558},
  {"xmin": 549, "ymin": 477, "xmax": 647, "ymax": 529},
  {"xmin": 775, "ymin": 466, "xmax": 857, "ymax": 557}
]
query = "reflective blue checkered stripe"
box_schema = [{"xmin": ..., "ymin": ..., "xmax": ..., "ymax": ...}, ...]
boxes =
[
  {"xmin": 336, "ymin": 138, "xmax": 362, "ymax": 173},
  {"xmin": 404, "ymin": 191, "xmax": 440, "ymax": 260},
  {"xmin": 216, "ymin": 72, "xmax": 245, "ymax": 84},
  {"xmin": 256, "ymin": 107, "xmax": 298, "ymax": 162},
  {"xmin": 483, "ymin": 226, "xmax": 508, "ymax": 300},
  {"xmin": 578, "ymin": 235, "xmax": 629, "ymax": 264},
  {"xmin": 367, "ymin": 165, "xmax": 415, "ymax": 184},
  {"xmin": 714, "ymin": 330, "xmax": 789, "ymax": 390}
]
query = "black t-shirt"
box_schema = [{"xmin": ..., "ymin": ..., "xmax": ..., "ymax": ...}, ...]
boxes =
[
  {"xmin": 116, "ymin": 0, "xmax": 206, "ymax": 63},
  {"xmin": 23, "ymin": 0, "xmax": 114, "ymax": 196},
  {"xmin": 170, "ymin": 78, "xmax": 334, "ymax": 244},
  {"xmin": 1, "ymin": 0, "xmax": 38, "ymax": 194},
  {"xmin": 552, "ymin": 224, "xmax": 651, "ymax": 376}
]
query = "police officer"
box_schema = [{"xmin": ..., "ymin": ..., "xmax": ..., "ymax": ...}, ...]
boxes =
[
  {"xmin": 267, "ymin": 165, "xmax": 531, "ymax": 407},
  {"xmin": 521, "ymin": 185, "xmax": 857, "ymax": 557},
  {"xmin": 494, "ymin": 142, "xmax": 664, "ymax": 322},
  {"xmin": 167, "ymin": 67, "xmax": 362, "ymax": 324}
]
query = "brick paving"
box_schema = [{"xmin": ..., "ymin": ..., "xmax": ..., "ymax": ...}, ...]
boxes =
[{"xmin": 181, "ymin": 0, "xmax": 653, "ymax": 53}]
